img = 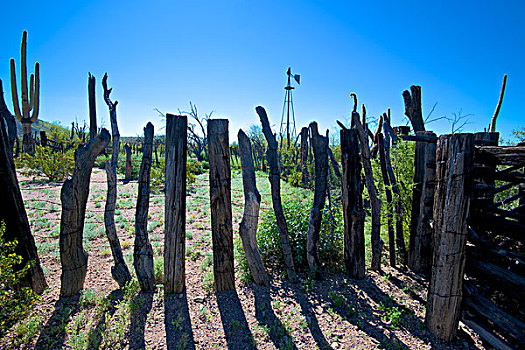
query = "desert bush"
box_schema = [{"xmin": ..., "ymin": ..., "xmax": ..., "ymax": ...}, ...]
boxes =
[
  {"xmin": 0, "ymin": 222, "xmax": 38, "ymax": 336},
  {"xmin": 16, "ymin": 145, "xmax": 75, "ymax": 181},
  {"xmin": 256, "ymin": 198, "xmax": 343, "ymax": 271}
]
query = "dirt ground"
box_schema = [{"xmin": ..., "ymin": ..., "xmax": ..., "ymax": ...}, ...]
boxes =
[{"xmin": 0, "ymin": 168, "xmax": 487, "ymax": 349}]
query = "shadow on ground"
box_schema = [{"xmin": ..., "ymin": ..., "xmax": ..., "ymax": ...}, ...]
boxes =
[
  {"xmin": 35, "ymin": 295, "xmax": 80, "ymax": 350},
  {"xmin": 128, "ymin": 291, "xmax": 154, "ymax": 349},
  {"xmin": 217, "ymin": 289, "xmax": 256, "ymax": 350},
  {"xmin": 253, "ymin": 285, "xmax": 299, "ymax": 350},
  {"xmin": 165, "ymin": 290, "xmax": 196, "ymax": 350}
]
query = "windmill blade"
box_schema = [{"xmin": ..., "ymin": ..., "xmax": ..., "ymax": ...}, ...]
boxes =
[{"xmin": 294, "ymin": 74, "xmax": 300, "ymax": 84}]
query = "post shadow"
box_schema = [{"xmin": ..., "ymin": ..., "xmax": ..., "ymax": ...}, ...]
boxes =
[
  {"xmin": 86, "ymin": 289, "xmax": 123, "ymax": 349},
  {"xmin": 128, "ymin": 291, "xmax": 154, "ymax": 349},
  {"xmin": 216, "ymin": 289, "xmax": 256, "ymax": 350},
  {"xmin": 253, "ymin": 285, "xmax": 299, "ymax": 350},
  {"xmin": 286, "ymin": 282, "xmax": 332, "ymax": 350},
  {"xmin": 35, "ymin": 295, "xmax": 80, "ymax": 350},
  {"xmin": 165, "ymin": 290, "xmax": 196, "ymax": 350}
]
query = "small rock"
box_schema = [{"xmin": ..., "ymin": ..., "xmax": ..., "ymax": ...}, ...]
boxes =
[
  {"xmin": 331, "ymin": 341, "xmax": 340, "ymax": 349},
  {"xmin": 194, "ymin": 296, "xmax": 205, "ymax": 303},
  {"xmin": 178, "ymin": 293, "xmax": 184, "ymax": 299}
]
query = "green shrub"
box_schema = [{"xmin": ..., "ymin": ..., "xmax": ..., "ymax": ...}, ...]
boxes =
[
  {"xmin": 16, "ymin": 145, "xmax": 75, "ymax": 181},
  {"xmin": 154, "ymin": 257, "xmax": 164, "ymax": 284},
  {"xmin": 0, "ymin": 223, "xmax": 38, "ymax": 336},
  {"xmin": 256, "ymin": 199, "xmax": 343, "ymax": 271}
]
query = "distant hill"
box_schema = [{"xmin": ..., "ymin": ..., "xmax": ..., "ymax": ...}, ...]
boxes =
[{"xmin": 14, "ymin": 118, "xmax": 70, "ymax": 138}]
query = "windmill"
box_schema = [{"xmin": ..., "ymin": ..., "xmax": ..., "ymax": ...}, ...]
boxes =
[{"xmin": 279, "ymin": 67, "xmax": 300, "ymax": 148}]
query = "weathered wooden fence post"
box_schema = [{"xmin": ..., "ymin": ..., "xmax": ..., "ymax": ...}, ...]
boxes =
[
  {"xmin": 238, "ymin": 129, "xmax": 269, "ymax": 285},
  {"xmin": 307, "ymin": 122, "xmax": 329, "ymax": 275},
  {"xmin": 101, "ymin": 73, "xmax": 131, "ymax": 288},
  {"xmin": 300, "ymin": 127, "xmax": 309, "ymax": 187},
  {"xmin": 164, "ymin": 114, "xmax": 187, "ymax": 294},
  {"xmin": 208, "ymin": 119, "xmax": 235, "ymax": 291},
  {"xmin": 256, "ymin": 106, "xmax": 297, "ymax": 281},
  {"xmin": 408, "ymin": 131, "xmax": 437, "ymax": 273},
  {"xmin": 0, "ymin": 80, "xmax": 17, "ymax": 154},
  {"xmin": 339, "ymin": 122, "xmax": 365, "ymax": 279},
  {"xmin": 0, "ymin": 112, "xmax": 46, "ymax": 293},
  {"xmin": 88, "ymin": 73, "xmax": 97, "ymax": 141},
  {"xmin": 377, "ymin": 132, "xmax": 396, "ymax": 266},
  {"xmin": 60, "ymin": 129, "xmax": 110, "ymax": 297},
  {"xmin": 134, "ymin": 123, "xmax": 155, "ymax": 292},
  {"xmin": 351, "ymin": 97, "xmax": 382, "ymax": 270},
  {"xmin": 124, "ymin": 144, "xmax": 132, "ymax": 182},
  {"xmin": 425, "ymin": 133, "xmax": 474, "ymax": 342}
]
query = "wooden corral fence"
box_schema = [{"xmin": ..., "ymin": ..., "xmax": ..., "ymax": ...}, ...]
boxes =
[
  {"xmin": 3, "ymin": 71, "xmax": 524, "ymax": 349},
  {"xmin": 463, "ymin": 135, "xmax": 525, "ymax": 349}
]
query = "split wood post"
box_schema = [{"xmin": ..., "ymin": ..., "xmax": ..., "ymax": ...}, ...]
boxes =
[
  {"xmin": 134, "ymin": 123, "xmax": 155, "ymax": 292},
  {"xmin": 307, "ymin": 122, "xmax": 329, "ymax": 274},
  {"xmin": 382, "ymin": 113, "xmax": 407, "ymax": 266},
  {"xmin": 351, "ymin": 100, "xmax": 382, "ymax": 270},
  {"xmin": 300, "ymin": 127, "xmax": 309, "ymax": 187},
  {"xmin": 408, "ymin": 131, "xmax": 437, "ymax": 273},
  {"xmin": 339, "ymin": 123, "xmax": 365, "ymax": 279},
  {"xmin": 402, "ymin": 85, "xmax": 425, "ymax": 133},
  {"xmin": 60, "ymin": 129, "xmax": 110, "ymax": 297},
  {"xmin": 238, "ymin": 129, "xmax": 269, "ymax": 285},
  {"xmin": 101, "ymin": 73, "xmax": 132, "ymax": 288},
  {"xmin": 124, "ymin": 144, "xmax": 132, "ymax": 182},
  {"xmin": 208, "ymin": 119, "xmax": 235, "ymax": 291},
  {"xmin": 88, "ymin": 73, "xmax": 97, "ymax": 141},
  {"xmin": 488, "ymin": 74, "xmax": 507, "ymax": 133},
  {"xmin": 426, "ymin": 133, "xmax": 474, "ymax": 342},
  {"xmin": 378, "ymin": 132, "xmax": 396, "ymax": 266},
  {"xmin": 256, "ymin": 106, "xmax": 297, "ymax": 281},
  {"xmin": 0, "ymin": 79, "xmax": 17, "ymax": 153},
  {"xmin": 164, "ymin": 114, "xmax": 187, "ymax": 294},
  {"xmin": 0, "ymin": 114, "xmax": 46, "ymax": 293}
]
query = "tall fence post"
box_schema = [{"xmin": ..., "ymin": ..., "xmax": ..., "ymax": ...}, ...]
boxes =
[
  {"xmin": 340, "ymin": 125, "xmax": 365, "ymax": 279},
  {"xmin": 238, "ymin": 129, "xmax": 269, "ymax": 285},
  {"xmin": 60, "ymin": 130, "xmax": 110, "ymax": 297},
  {"xmin": 208, "ymin": 119, "xmax": 235, "ymax": 292},
  {"xmin": 408, "ymin": 131, "xmax": 437, "ymax": 273},
  {"xmin": 426, "ymin": 133, "xmax": 474, "ymax": 342},
  {"xmin": 134, "ymin": 123, "xmax": 155, "ymax": 292},
  {"xmin": 164, "ymin": 114, "xmax": 187, "ymax": 294}
]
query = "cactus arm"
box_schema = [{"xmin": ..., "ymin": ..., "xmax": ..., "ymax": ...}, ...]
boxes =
[
  {"xmin": 20, "ymin": 30, "xmax": 29, "ymax": 120},
  {"xmin": 29, "ymin": 73, "xmax": 34, "ymax": 112},
  {"xmin": 30, "ymin": 62, "xmax": 39, "ymax": 123},
  {"xmin": 10, "ymin": 58, "xmax": 22, "ymax": 122}
]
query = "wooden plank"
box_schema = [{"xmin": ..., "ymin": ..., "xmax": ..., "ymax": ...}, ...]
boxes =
[
  {"xmin": 461, "ymin": 318, "xmax": 514, "ymax": 350},
  {"xmin": 466, "ymin": 259, "xmax": 525, "ymax": 300},
  {"xmin": 476, "ymin": 145, "xmax": 525, "ymax": 166},
  {"xmin": 464, "ymin": 294, "xmax": 525, "ymax": 344},
  {"xmin": 399, "ymin": 134, "xmax": 437, "ymax": 143}
]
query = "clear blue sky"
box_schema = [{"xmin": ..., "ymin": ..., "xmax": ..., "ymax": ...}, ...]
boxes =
[{"xmin": 1, "ymin": 0, "xmax": 523, "ymax": 142}]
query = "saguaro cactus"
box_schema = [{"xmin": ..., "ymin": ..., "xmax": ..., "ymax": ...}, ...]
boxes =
[{"xmin": 10, "ymin": 31, "xmax": 40, "ymax": 154}]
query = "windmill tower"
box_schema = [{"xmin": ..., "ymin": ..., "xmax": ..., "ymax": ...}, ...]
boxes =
[{"xmin": 279, "ymin": 67, "xmax": 300, "ymax": 148}]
